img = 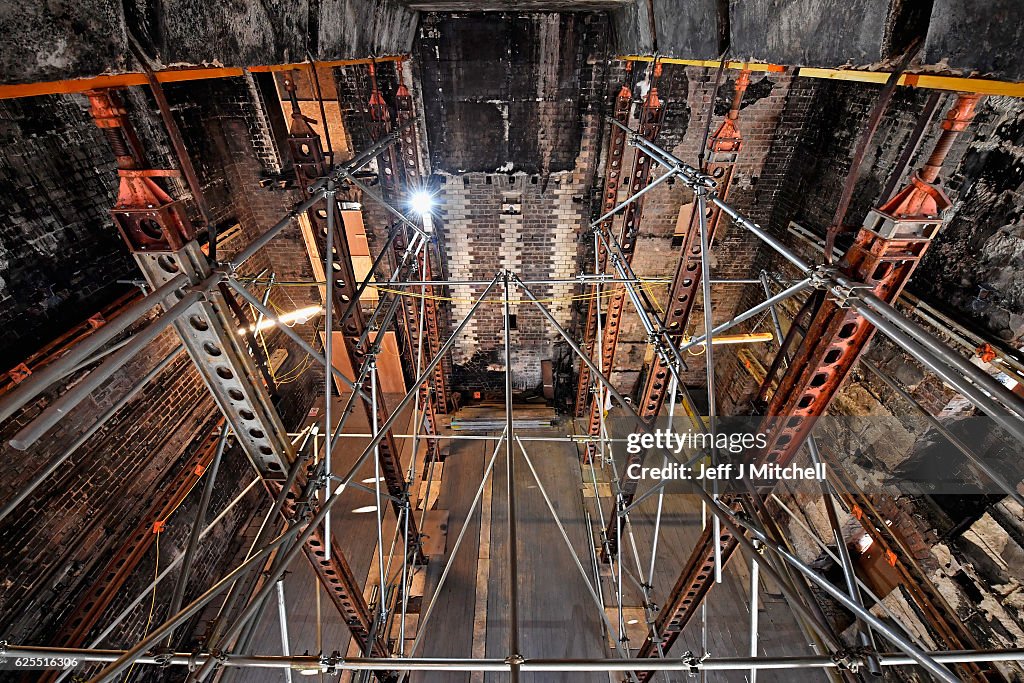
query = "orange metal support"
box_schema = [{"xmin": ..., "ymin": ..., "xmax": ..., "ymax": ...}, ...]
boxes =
[
  {"xmin": 40, "ymin": 422, "xmax": 225, "ymax": 683},
  {"xmin": 574, "ymin": 81, "xmax": 633, "ymax": 419},
  {"xmin": 583, "ymin": 65, "xmax": 666, "ymax": 463},
  {"xmin": 284, "ymin": 76, "xmax": 426, "ymax": 563},
  {"xmin": 605, "ymin": 71, "xmax": 752, "ymax": 557},
  {"xmin": 634, "ymin": 94, "xmax": 983, "ymax": 677}
]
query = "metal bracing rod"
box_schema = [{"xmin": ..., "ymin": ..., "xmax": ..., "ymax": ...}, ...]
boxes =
[
  {"xmin": 597, "ymin": 230, "xmax": 706, "ymax": 427},
  {"xmin": 0, "ymin": 273, "xmax": 188, "ymax": 425},
  {"xmin": 861, "ymin": 359, "xmax": 1024, "ymax": 507},
  {"xmin": 335, "ymin": 168, "xmax": 429, "ymax": 239},
  {"xmin": 200, "ymin": 451, "xmax": 310, "ymax": 660},
  {"xmin": 340, "ymin": 224, "xmax": 400, "ymax": 325},
  {"xmin": 330, "ymin": 274, "xmax": 499, "ymax": 498},
  {"xmin": 354, "ymin": 232, "xmax": 427, "ymax": 351},
  {"xmin": 610, "ymin": 117, "xmax": 708, "ymax": 185},
  {"xmin": 853, "ymin": 288, "xmax": 1024, "ymax": 425},
  {"xmin": 226, "ymin": 278, "xmax": 368, "ymax": 400},
  {"xmin": 844, "ymin": 293, "xmax": 1024, "ymax": 445},
  {"xmin": 515, "ymin": 276, "xmax": 693, "ymax": 475},
  {"xmin": 230, "ymin": 130, "xmax": 404, "ymax": 270},
  {"xmin": 79, "ymin": 477, "xmax": 261, "ymax": 652},
  {"xmin": 588, "ymin": 167, "xmax": 680, "ymax": 229},
  {"xmin": 276, "ymin": 580, "xmax": 293, "ymax": 683},
  {"xmin": 86, "ymin": 522, "xmax": 305, "ymax": 683},
  {"xmin": 0, "ymin": 344, "xmax": 183, "ymax": 524},
  {"xmin": 324, "ymin": 181, "xmax": 336, "ymax": 562},
  {"xmin": 702, "ymin": 494, "xmax": 960, "ymax": 683},
  {"xmin": 753, "ymin": 274, "xmax": 872, "ymax": 671},
  {"xmin": 164, "ymin": 423, "xmax": 232, "ymax": 645},
  {"xmin": 806, "ymin": 437, "xmax": 882, "ymax": 677},
  {"xmin": 502, "ymin": 272, "xmax": 521, "ymax": 683},
  {"xmin": 695, "ymin": 185, "xmax": 723, "ymax": 586},
  {"xmin": 400, "ymin": 272, "xmax": 428, "ymax": 655},
  {"xmin": 395, "ymin": 430, "xmax": 507, "ymax": 683},
  {"xmin": 198, "ymin": 275, "xmax": 500, "ymax": 683},
  {"xmin": 370, "ymin": 360, "xmax": 387, "ymax": 608},
  {"xmin": 239, "ymin": 277, "xmax": 680, "ymax": 286},
  {"xmin": 10, "ymin": 283, "xmax": 214, "ymax": 450},
  {"xmin": 519, "ymin": 278, "xmax": 869, "ymax": 659},
  {"xmin": 676, "ymin": 277, "xmax": 814, "ymax": 354},
  {"xmin": 631, "ymin": 121, "xmax": 1024, "ymax": 438},
  {"xmin": 749, "ymin": 554, "xmax": 760, "ymax": 683},
  {"xmin": 13, "ymin": 648, "xmax": 1024, "ymax": 673},
  {"xmin": 514, "ymin": 437, "xmax": 640, "ymax": 678}
]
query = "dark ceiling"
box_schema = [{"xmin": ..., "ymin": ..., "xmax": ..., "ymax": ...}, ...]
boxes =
[{"xmin": 402, "ymin": 1, "xmax": 627, "ymax": 9}]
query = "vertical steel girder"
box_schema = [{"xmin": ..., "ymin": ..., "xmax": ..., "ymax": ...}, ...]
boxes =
[
  {"xmin": 37, "ymin": 425, "xmax": 224, "ymax": 683},
  {"xmin": 634, "ymin": 94, "xmax": 983, "ymax": 672},
  {"xmin": 365, "ymin": 60, "xmax": 449, "ymax": 480},
  {"xmin": 635, "ymin": 70, "xmax": 750, "ymax": 426},
  {"xmin": 583, "ymin": 67, "xmax": 666, "ymax": 462},
  {"xmin": 85, "ymin": 89, "xmax": 385, "ymax": 658},
  {"xmin": 285, "ymin": 79, "xmax": 425, "ymax": 564},
  {"xmin": 575, "ymin": 83, "xmax": 632, "ymax": 417},
  {"xmin": 608, "ymin": 72, "xmax": 753, "ymax": 558}
]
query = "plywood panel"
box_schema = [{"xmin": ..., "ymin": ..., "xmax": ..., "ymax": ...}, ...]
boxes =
[{"xmin": 330, "ymin": 330, "xmax": 405, "ymax": 394}]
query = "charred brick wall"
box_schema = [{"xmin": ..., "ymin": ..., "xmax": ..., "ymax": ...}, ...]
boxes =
[
  {"xmin": 709, "ymin": 77, "xmax": 1024, "ymax": 666},
  {"xmin": 0, "ymin": 95, "xmax": 136, "ymax": 365},
  {"xmin": 0, "ymin": 73, "xmax": 323, "ymax": 655}
]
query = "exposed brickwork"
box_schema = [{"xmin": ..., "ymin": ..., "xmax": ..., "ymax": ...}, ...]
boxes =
[
  {"xmin": 0, "ymin": 94, "xmax": 135, "ymax": 365},
  {"xmin": 607, "ymin": 66, "xmax": 798, "ymax": 398},
  {"xmin": 0, "ymin": 74, "xmax": 322, "ymax": 657}
]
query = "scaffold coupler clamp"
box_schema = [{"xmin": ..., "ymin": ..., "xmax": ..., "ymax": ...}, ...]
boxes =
[
  {"xmin": 187, "ymin": 649, "xmax": 204, "ymax": 672},
  {"xmin": 505, "ymin": 653, "xmax": 525, "ymax": 668},
  {"xmin": 810, "ymin": 264, "xmax": 840, "ymax": 292},
  {"xmin": 680, "ymin": 650, "xmax": 709, "ymax": 677},
  {"xmin": 832, "ymin": 647, "xmax": 865, "ymax": 672},
  {"xmin": 323, "ymin": 650, "xmax": 343, "ymax": 674},
  {"xmin": 152, "ymin": 646, "xmax": 174, "ymax": 668}
]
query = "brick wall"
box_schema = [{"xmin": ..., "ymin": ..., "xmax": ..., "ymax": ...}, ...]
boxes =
[
  {"xmin": 709, "ymin": 77, "xmax": 1024, "ymax": 664},
  {"xmin": 0, "ymin": 73, "xmax": 323, "ymax": 656},
  {"xmin": 602, "ymin": 65, "xmax": 798, "ymax": 398},
  {"xmin": 0, "ymin": 94, "xmax": 135, "ymax": 365}
]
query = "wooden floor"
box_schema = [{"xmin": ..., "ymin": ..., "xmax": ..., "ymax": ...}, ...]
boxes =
[{"xmin": 223, "ymin": 402, "xmax": 824, "ymax": 683}]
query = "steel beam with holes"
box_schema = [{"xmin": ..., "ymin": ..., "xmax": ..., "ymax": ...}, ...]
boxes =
[
  {"xmin": 84, "ymin": 89, "xmax": 387, "ymax": 659},
  {"xmin": 374, "ymin": 62, "xmax": 448, "ymax": 472},
  {"xmin": 634, "ymin": 94, "xmax": 986, "ymax": 678},
  {"xmin": 574, "ymin": 83, "xmax": 632, "ymax": 418},
  {"xmin": 285, "ymin": 81, "xmax": 425, "ymax": 563},
  {"xmin": 606, "ymin": 72, "xmax": 753, "ymax": 556},
  {"xmin": 398, "ymin": 85, "xmax": 452, "ymax": 419},
  {"xmin": 582, "ymin": 70, "xmax": 666, "ymax": 462}
]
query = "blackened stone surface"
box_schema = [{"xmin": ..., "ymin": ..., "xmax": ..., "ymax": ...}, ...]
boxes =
[
  {"xmin": 611, "ymin": 0, "xmax": 654, "ymax": 54},
  {"xmin": 0, "ymin": 0, "xmax": 127, "ymax": 85},
  {"xmin": 0, "ymin": 0, "xmax": 417, "ymax": 85},
  {"xmin": 653, "ymin": 0, "xmax": 723, "ymax": 59},
  {"xmin": 418, "ymin": 12, "xmax": 606, "ymax": 174},
  {"xmin": 729, "ymin": 0, "xmax": 891, "ymax": 67},
  {"xmin": 0, "ymin": 95, "xmax": 135, "ymax": 364},
  {"xmin": 925, "ymin": 0, "xmax": 1024, "ymax": 80}
]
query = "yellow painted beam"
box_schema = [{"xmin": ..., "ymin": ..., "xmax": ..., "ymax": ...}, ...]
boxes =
[
  {"xmin": 797, "ymin": 67, "xmax": 1024, "ymax": 97},
  {"xmin": 0, "ymin": 55, "xmax": 406, "ymax": 101},
  {"xmin": 617, "ymin": 55, "xmax": 1024, "ymax": 97},
  {"xmin": 618, "ymin": 55, "xmax": 785, "ymax": 72}
]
